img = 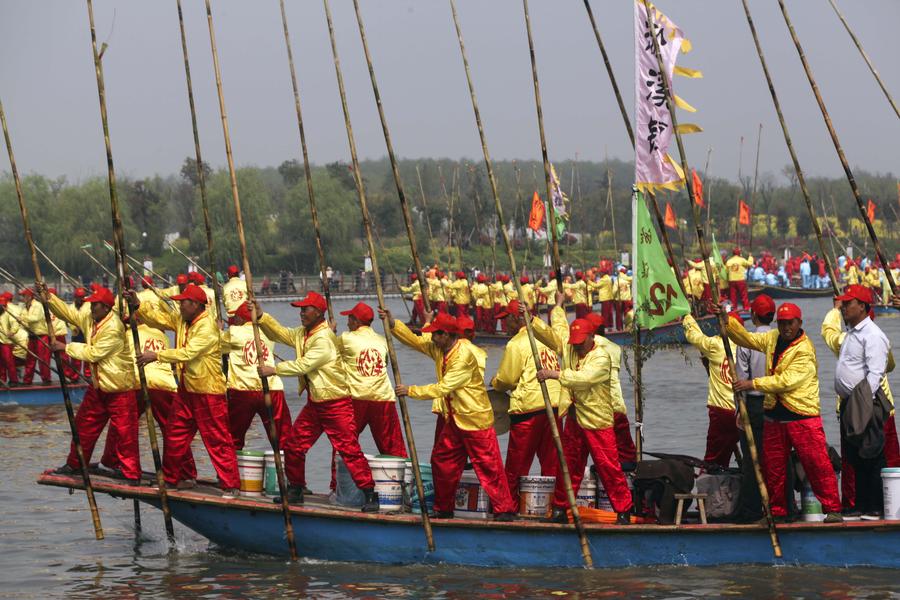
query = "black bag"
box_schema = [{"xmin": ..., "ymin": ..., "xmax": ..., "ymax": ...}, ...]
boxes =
[{"xmin": 632, "ymin": 459, "xmax": 695, "ymax": 524}]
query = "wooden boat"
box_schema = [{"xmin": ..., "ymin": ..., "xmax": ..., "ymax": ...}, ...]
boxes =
[
  {"xmin": 37, "ymin": 471, "xmax": 900, "ymax": 568},
  {"xmin": 874, "ymin": 305, "xmax": 899, "ymax": 316},
  {"xmin": 1, "ymin": 382, "xmax": 88, "ymax": 406},
  {"xmin": 748, "ymin": 284, "xmax": 833, "ymax": 300}
]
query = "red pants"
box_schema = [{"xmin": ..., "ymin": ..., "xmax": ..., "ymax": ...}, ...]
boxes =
[
  {"xmin": 613, "ymin": 412, "xmax": 637, "ymax": 464},
  {"xmin": 163, "ymin": 390, "xmax": 239, "ymax": 489},
  {"xmin": 0, "ymin": 344, "xmax": 17, "ymax": 384},
  {"xmin": 412, "ymin": 298, "xmax": 425, "ymax": 325},
  {"xmin": 283, "ymin": 397, "xmax": 374, "ymax": 489},
  {"xmin": 705, "ymin": 405, "xmax": 740, "ymax": 468},
  {"xmin": 432, "ymin": 416, "xmax": 516, "ymax": 514},
  {"xmin": 24, "ymin": 335, "xmax": 51, "ymax": 384},
  {"xmin": 600, "ymin": 301, "xmax": 615, "ymax": 330},
  {"xmin": 841, "ymin": 414, "xmax": 900, "ymax": 509},
  {"xmin": 574, "ymin": 303, "xmax": 590, "ymax": 319},
  {"xmin": 552, "ymin": 416, "xmax": 633, "ymax": 513},
  {"xmin": 614, "ymin": 301, "xmax": 626, "ymax": 331},
  {"xmin": 729, "ymin": 280, "xmax": 750, "ymax": 310},
  {"xmin": 493, "ymin": 303, "xmax": 504, "ymax": 333},
  {"xmin": 58, "ymin": 343, "xmax": 80, "ymax": 382},
  {"xmin": 504, "ymin": 410, "xmax": 561, "ymax": 497},
  {"xmin": 66, "ymin": 387, "xmax": 141, "ymax": 480},
  {"xmin": 476, "ymin": 306, "xmax": 493, "ymax": 333},
  {"xmin": 763, "ymin": 417, "xmax": 840, "ymax": 516},
  {"xmin": 330, "ymin": 399, "xmax": 408, "ymax": 489},
  {"xmin": 433, "ymin": 413, "xmax": 446, "ymax": 446},
  {"xmin": 227, "ymin": 388, "xmax": 292, "ymax": 450},
  {"xmin": 435, "ymin": 301, "xmax": 448, "ymax": 314},
  {"xmin": 701, "ymin": 284, "xmax": 712, "ymax": 303},
  {"xmin": 455, "ymin": 304, "xmax": 470, "ymax": 318}
]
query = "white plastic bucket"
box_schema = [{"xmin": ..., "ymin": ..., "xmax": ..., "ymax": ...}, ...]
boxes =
[
  {"xmin": 883, "ymin": 467, "xmax": 900, "ymax": 521},
  {"xmin": 236, "ymin": 450, "xmax": 265, "ymax": 497},
  {"xmin": 576, "ymin": 466, "xmax": 597, "ymax": 509},
  {"xmin": 455, "ymin": 470, "xmax": 491, "ymax": 519},
  {"xmin": 403, "ymin": 462, "xmax": 434, "ymax": 514},
  {"xmin": 519, "ymin": 475, "xmax": 555, "ymax": 516},
  {"xmin": 801, "ymin": 482, "xmax": 825, "ymax": 522},
  {"xmin": 368, "ymin": 455, "xmax": 406, "ymax": 512},
  {"xmin": 596, "ymin": 471, "xmax": 635, "ymax": 512},
  {"xmin": 263, "ymin": 450, "xmax": 284, "ymax": 496}
]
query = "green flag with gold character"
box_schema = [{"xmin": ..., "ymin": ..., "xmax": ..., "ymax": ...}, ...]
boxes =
[{"xmin": 632, "ymin": 189, "xmax": 691, "ymax": 329}]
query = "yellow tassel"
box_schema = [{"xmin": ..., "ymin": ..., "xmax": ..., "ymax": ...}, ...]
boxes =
[
  {"xmin": 674, "ymin": 94, "xmax": 697, "ymax": 113},
  {"xmin": 676, "ymin": 123, "xmax": 703, "ymax": 134},
  {"xmin": 674, "ymin": 66, "xmax": 702, "ymax": 79}
]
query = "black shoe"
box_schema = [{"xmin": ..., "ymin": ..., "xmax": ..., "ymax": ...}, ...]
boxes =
[
  {"xmin": 541, "ymin": 508, "xmax": 568, "ymax": 524},
  {"xmin": 361, "ymin": 488, "xmax": 380, "ymax": 513},
  {"xmin": 429, "ymin": 510, "xmax": 454, "ymax": 519},
  {"xmin": 53, "ymin": 464, "xmax": 77, "ymax": 476},
  {"xmin": 616, "ymin": 511, "xmax": 632, "ymax": 525},
  {"xmin": 493, "ymin": 512, "xmax": 517, "ymax": 522},
  {"xmin": 842, "ymin": 508, "xmax": 862, "ymax": 518},
  {"xmin": 124, "ymin": 478, "xmax": 142, "ymax": 487},
  {"xmin": 274, "ymin": 484, "xmax": 304, "ymax": 505},
  {"xmin": 732, "ymin": 511, "xmax": 763, "ymax": 524}
]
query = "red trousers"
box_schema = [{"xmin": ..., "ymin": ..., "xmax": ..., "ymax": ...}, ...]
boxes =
[
  {"xmin": 455, "ymin": 304, "xmax": 470, "ymax": 318},
  {"xmin": 0, "ymin": 344, "xmax": 17, "ymax": 384},
  {"xmin": 705, "ymin": 405, "xmax": 740, "ymax": 468},
  {"xmin": 283, "ymin": 397, "xmax": 374, "ymax": 489},
  {"xmin": 412, "ymin": 298, "xmax": 425, "ymax": 326},
  {"xmin": 493, "ymin": 303, "xmax": 505, "ymax": 333},
  {"xmin": 574, "ymin": 303, "xmax": 590, "ymax": 319},
  {"xmin": 435, "ymin": 301, "xmax": 448, "ymax": 314},
  {"xmin": 613, "ymin": 412, "xmax": 637, "ymax": 464},
  {"xmin": 66, "ymin": 387, "xmax": 141, "ymax": 480},
  {"xmin": 227, "ymin": 389, "xmax": 292, "ymax": 450},
  {"xmin": 58, "ymin": 343, "xmax": 80, "ymax": 382},
  {"xmin": 729, "ymin": 280, "xmax": 750, "ymax": 310},
  {"xmin": 163, "ymin": 390, "xmax": 239, "ymax": 489},
  {"xmin": 433, "ymin": 413, "xmax": 446, "ymax": 446},
  {"xmin": 614, "ymin": 302, "xmax": 626, "ymax": 331},
  {"xmin": 841, "ymin": 414, "xmax": 900, "ymax": 509},
  {"xmin": 504, "ymin": 411, "xmax": 561, "ymax": 497},
  {"xmin": 432, "ymin": 416, "xmax": 516, "ymax": 514},
  {"xmin": 476, "ymin": 306, "xmax": 493, "ymax": 333},
  {"xmin": 763, "ymin": 417, "xmax": 841, "ymax": 516},
  {"xmin": 552, "ymin": 416, "xmax": 633, "ymax": 513},
  {"xmin": 330, "ymin": 399, "xmax": 408, "ymax": 489},
  {"xmin": 24, "ymin": 335, "xmax": 51, "ymax": 384},
  {"xmin": 600, "ymin": 301, "xmax": 615, "ymax": 330}
]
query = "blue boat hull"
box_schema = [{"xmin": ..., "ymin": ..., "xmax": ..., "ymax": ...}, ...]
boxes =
[{"xmin": 1, "ymin": 383, "xmax": 88, "ymax": 406}]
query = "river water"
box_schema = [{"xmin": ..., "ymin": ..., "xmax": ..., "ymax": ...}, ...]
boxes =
[{"xmin": 2, "ymin": 296, "xmax": 899, "ymax": 598}]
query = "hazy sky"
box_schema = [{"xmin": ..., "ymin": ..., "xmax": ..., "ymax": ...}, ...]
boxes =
[{"xmin": 1, "ymin": 0, "xmax": 898, "ymax": 185}]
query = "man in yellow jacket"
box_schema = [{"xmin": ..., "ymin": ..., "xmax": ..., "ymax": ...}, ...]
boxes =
[
  {"xmin": 592, "ymin": 269, "xmax": 615, "ymax": 329},
  {"xmin": 726, "ymin": 248, "xmax": 753, "ymax": 311},
  {"xmin": 222, "ymin": 265, "xmax": 248, "ymax": 315},
  {"xmin": 682, "ymin": 313, "xmax": 739, "ymax": 468},
  {"xmin": 0, "ymin": 295, "xmax": 20, "ymax": 385},
  {"xmin": 471, "ymin": 274, "xmax": 491, "ymax": 333},
  {"xmin": 48, "ymin": 287, "xmax": 141, "ymax": 484},
  {"xmin": 614, "ymin": 268, "xmax": 633, "ymax": 331},
  {"xmin": 450, "ymin": 271, "xmax": 471, "ymax": 318},
  {"xmin": 491, "ymin": 299, "xmax": 562, "ymax": 498},
  {"xmin": 399, "ymin": 274, "xmax": 425, "ymax": 326},
  {"xmin": 130, "ymin": 284, "xmax": 240, "ymax": 496},
  {"xmin": 256, "ymin": 291, "xmax": 378, "ymax": 511},
  {"xmin": 19, "ymin": 288, "xmax": 52, "ymax": 385},
  {"xmin": 566, "ymin": 271, "xmax": 590, "ymax": 319},
  {"xmin": 722, "ymin": 301, "xmax": 842, "ymax": 521},
  {"xmin": 391, "ymin": 311, "xmax": 517, "ymax": 520},
  {"xmin": 533, "ymin": 292, "xmax": 633, "ymax": 524}
]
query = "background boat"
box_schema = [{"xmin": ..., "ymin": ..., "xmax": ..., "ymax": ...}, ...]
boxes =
[
  {"xmin": 1, "ymin": 382, "xmax": 88, "ymax": 406},
  {"xmin": 748, "ymin": 284, "xmax": 834, "ymax": 300}
]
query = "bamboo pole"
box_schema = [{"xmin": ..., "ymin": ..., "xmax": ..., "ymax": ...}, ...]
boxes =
[
  {"xmin": 735, "ymin": 136, "xmax": 744, "ymax": 246},
  {"xmin": 278, "ymin": 0, "xmax": 335, "ymax": 322},
  {"xmin": 449, "ymin": 0, "xmax": 593, "ymax": 568},
  {"xmin": 203, "ymin": 0, "xmax": 297, "ymax": 560},
  {"xmin": 176, "ymin": 0, "xmax": 224, "ymax": 320},
  {"xmin": 325, "ymin": 0, "xmax": 434, "ymax": 552},
  {"xmin": 748, "ymin": 123, "xmax": 762, "ymax": 252},
  {"xmin": 640, "ymin": 0, "xmax": 781, "ymax": 558},
  {"xmin": 84, "ymin": 0, "xmax": 175, "ymax": 542},
  {"xmin": 104, "ymin": 241, "xmax": 173, "ymax": 287},
  {"xmin": 739, "ymin": 0, "xmax": 840, "ymax": 293},
  {"xmin": 415, "ymin": 165, "xmax": 438, "ymax": 277},
  {"xmin": 775, "ymin": 0, "xmax": 895, "ymax": 295},
  {"xmin": 827, "ymin": 0, "xmax": 899, "ymax": 121},
  {"xmin": 2, "ymin": 105, "xmax": 105, "ymax": 540},
  {"xmin": 33, "ymin": 244, "xmax": 80, "ymax": 288},
  {"xmin": 81, "ymin": 247, "xmax": 116, "ymax": 280},
  {"xmin": 703, "ymin": 147, "xmax": 713, "ymax": 240},
  {"xmin": 167, "ymin": 241, "xmax": 212, "ymax": 280}
]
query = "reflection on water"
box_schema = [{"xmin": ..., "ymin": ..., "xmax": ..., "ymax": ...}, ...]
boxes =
[{"xmin": 1, "ymin": 296, "xmax": 898, "ymax": 598}]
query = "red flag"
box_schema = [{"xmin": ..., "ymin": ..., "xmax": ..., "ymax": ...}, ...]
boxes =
[
  {"xmin": 739, "ymin": 200, "xmax": 751, "ymax": 225},
  {"xmin": 691, "ymin": 169, "xmax": 704, "ymax": 207},
  {"xmin": 867, "ymin": 199, "xmax": 876, "ymax": 222},
  {"xmin": 528, "ymin": 191, "xmax": 545, "ymax": 232},
  {"xmin": 664, "ymin": 202, "xmax": 677, "ymax": 229}
]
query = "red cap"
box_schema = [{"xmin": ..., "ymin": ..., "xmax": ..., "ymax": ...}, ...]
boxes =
[
  {"xmin": 20, "ymin": 288, "xmax": 33, "ymax": 297},
  {"xmin": 733, "ymin": 247, "xmax": 741, "ymax": 255},
  {"xmin": 409, "ymin": 273, "xmax": 418, "ymax": 281},
  {"xmin": 188, "ymin": 272, "xmax": 204, "ymax": 284},
  {"xmin": 476, "ymin": 274, "xmax": 486, "ymax": 283},
  {"xmin": 749, "ymin": 294, "xmax": 775, "ymax": 316},
  {"xmin": 141, "ymin": 275, "xmax": 153, "ymax": 287},
  {"xmin": 1, "ymin": 291, "xmax": 13, "ymax": 300},
  {"xmin": 89, "ymin": 283, "xmax": 101, "ymax": 291},
  {"xmin": 291, "ymin": 291, "xmax": 327, "ymax": 312},
  {"xmin": 835, "ymin": 284, "xmax": 873, "ymax": 305},
  {"xmin": 575, "ymin": 271, "xmax": 583, "ymax": 279},
  {"xmin": 776, "ymin": 302, "xmax": 802, "ymax": 321},
  {"xmin": 456, "ymin": 271, "xmax": 466, "ymax": 279},
  {"xmin": 0, "ymin": 296, "xmax": 7, "ymax": 306},
  {"xmin": 48, "ymin": 287, "xmax": 58, "ymax": 295},
  {"xmin": 494, "ymin": 299, "xmax": 522, "ymax": 320},
  {"xmin": 233, "ymin": 301, "xmax": 253, "ymax": 323},
  {"xmin": 457, "ymin": 316, "xmax": 475, "ymax": 332},
  {"xmin": 176, "ymin": 273, "xmax": 188, "ymax": 285},
  {"xmin": 85, "ymin": 286, "xmax": 115, "ymax": 307},
  {"xmin": 227, "ymin": 265, "xmax": 240, "ymax": 277},
  {"xmin": 340, "ymin": 302, "xmax": 374, "ymax": 324},
  {"xmin": 568, "ymin": 319, "xmax": 593, "ymax": 345},
  {"xmin": 520, "ymin": 276, "xmax": 529, "ymax": 284},
  {"xmin": 585, "ymin": 312, "xmax": 604, "ymax": 331},
  {"xmin": 170, "ymin": 283, "xmax": 208, "ymax": 304},
  {"xmin": 549, "ymin": 271, "xmax": 556, "ymax": 279},
  {"xmin": 421, "ymin": 312, "xmax": 459, "ymax": 335}
]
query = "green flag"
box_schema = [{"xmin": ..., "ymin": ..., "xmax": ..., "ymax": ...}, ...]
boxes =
[
  {"xmin": 633, "ymin": 190, "xmax": 691, "ymax": 329},
  {"xmin": 710, "ymin": 234, "xmax": 729, "ymax": 287}
]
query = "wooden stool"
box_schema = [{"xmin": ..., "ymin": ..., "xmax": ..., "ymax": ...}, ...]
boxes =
[{"xmin": 674, "ymin": 493, "xmax": 708, "ymax": 525}]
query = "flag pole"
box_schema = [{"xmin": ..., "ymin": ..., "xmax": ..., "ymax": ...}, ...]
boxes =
[
  {"xmin": 450, "ymin": 0, "xmax": 594, "ymax": 568},
  {"xmin": 415, "ymin": 165, "xmax": 438, "ymax": 275},
  {"xmin": 735, "ymin": 136, "xmax": 744, "ymax": 247},
  {"xmin": 324, "ymin": 0, "xmax": 434, "ymax": 552},
  {"xmin": 740, "ymin": 0, "xmax": 840, "ymax": 293},
  {"xmin": 175, "ymin": 0, "xmax": 223, "ymax": 320},
  {"xmin": 827, "ymin": 0, "xmax": 899, "ymax": 121},
  {"xmin": 277, "ymin": 0, "xmax": 335, "ymax": 322},
  {"xmin": 83, "ymin": 0, "xmax": 176, "ymax": 542},
  {"xmin": 203, "ymin": 0, "xmax": 297, "ymax": 560},
  {"xmin": 748, "ymin": 123, "xmax": 762, "ymax": 253},
  {"xmin": 775, "ymin": 0, "xmax": 895, "ymax": 295},
  {"xmin": 1, "ymin": 99, "xmax": 104, "ymax": 541},
  {"xmin": 640, "ymin": 0, "xmax": 781, "ymax": 558}
]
